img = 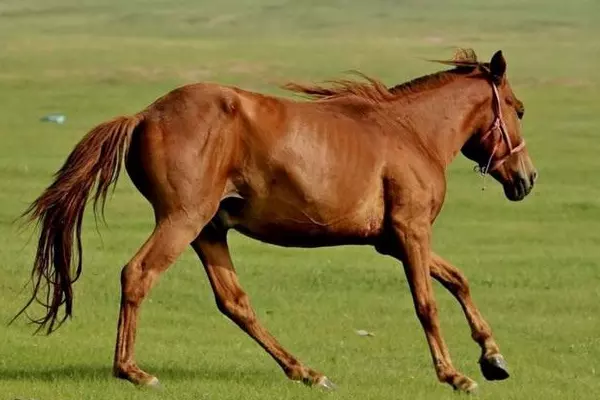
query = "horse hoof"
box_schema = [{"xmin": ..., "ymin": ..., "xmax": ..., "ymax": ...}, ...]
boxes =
[
  {"xmin": 480, "ymin": 354, "xmax": 510, "ymax": 381},
  {"xmin": 316, "ymin": 376, "xmax": 337, "ymax": 390},
  {"xmin": 144, "ymin": 377, "xmax": 163, "ymax": 390},
  {"xmin": 453, "ymin": 376, "xmax": 478, "ymax": 394},
  {"xmin": 464, "ymin": 381, "xmax": 478, "ymax": 394}
]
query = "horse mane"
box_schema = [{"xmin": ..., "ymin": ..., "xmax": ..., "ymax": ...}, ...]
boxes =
[
  {"xmin": 282, "ymin": 72, "xmax": 396, "ymax": 102},
  {"xmin": 283, "ymin": 48, "xmax": 488, "ymax": 102}
]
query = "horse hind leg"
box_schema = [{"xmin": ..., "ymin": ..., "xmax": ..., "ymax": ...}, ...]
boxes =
[
  {"xmin": 113, "ymin": 205, "xmax": 219, "ymax": 387},
  {"xmin": 112, "ymin": 98, "xmax": 237, "ymax": 386},
  {"xmin": 191, "ymin": 226, "xmax": 336, "ymax": 390}
]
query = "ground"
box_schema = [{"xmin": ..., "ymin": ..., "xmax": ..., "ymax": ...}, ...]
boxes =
[{"xmin": 0, "ymin": 0, "xmax": 599, "ymax": 399}]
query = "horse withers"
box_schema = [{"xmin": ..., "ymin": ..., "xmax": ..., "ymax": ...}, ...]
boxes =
[{"xmin": 18, "ymin": 49, "xmax": 537, "ymax": 393}]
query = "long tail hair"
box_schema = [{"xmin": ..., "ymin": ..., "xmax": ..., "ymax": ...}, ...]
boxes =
[{"xmin": 14, "ymin": 114, "xmax": 142, "ymax": 334}]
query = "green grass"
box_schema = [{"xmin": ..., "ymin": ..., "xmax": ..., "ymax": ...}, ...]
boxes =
[{"xmin": 1, "ymin": 0, "xmax": 599, "ymax": 399}]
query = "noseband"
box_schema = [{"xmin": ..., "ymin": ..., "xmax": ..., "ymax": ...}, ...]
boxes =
[{"xmin": 477, "ymin": 83, "xmax": 526, "ymax": 175}]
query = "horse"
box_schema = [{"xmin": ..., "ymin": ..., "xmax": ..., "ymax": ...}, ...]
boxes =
[{"xmin": 17, "ymin": 49, "xmax": 537, "ymax": 393}]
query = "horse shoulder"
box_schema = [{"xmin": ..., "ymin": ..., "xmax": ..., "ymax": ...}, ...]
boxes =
[{"xmin": 382, "ymin": 152, "xmax": 447, "ymax": 224}]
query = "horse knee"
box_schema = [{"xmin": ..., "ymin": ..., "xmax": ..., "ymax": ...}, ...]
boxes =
[
  {"xmin": 414, "ymin": 298, "xmax": 438, "ymax": 329},
  {"xmin": 452, "ymin": 272, "xmax": 471, "ymax": 297},
  {"xmin": 438, "ymin": 267, "xmax": 471, "ymax": 298},
  {"xmin": 216, "ymin": 293, "xmax": 256, "ymax": 325}
]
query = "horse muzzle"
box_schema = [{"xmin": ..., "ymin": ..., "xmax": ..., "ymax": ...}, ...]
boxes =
[{"xmin": 504, "ymin": 170, "xmax": 538, "ymax": 201}]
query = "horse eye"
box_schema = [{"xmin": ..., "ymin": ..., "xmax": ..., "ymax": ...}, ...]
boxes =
[{"xmin": 517, "ymin": 108, "xmax": 524, "ymax": 120}]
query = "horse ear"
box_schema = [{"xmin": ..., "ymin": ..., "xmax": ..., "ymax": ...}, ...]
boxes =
[{"xmin": 490, "ymin": 50, "xmax": 507, "ymax": 83}]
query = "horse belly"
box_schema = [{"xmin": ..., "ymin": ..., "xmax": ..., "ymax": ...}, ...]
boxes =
[
  {"xmin": 219, "ymin": 191, "xmax": 384, "ymax": 248},
  {"xmin": 222, "ymin": 111, "xmax": 387, "ymax": 247}
]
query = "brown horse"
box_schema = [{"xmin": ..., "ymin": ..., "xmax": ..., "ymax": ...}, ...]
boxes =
[{"xmin": 18, "ymin": 49, "xmax": 536, "ymax": 393}]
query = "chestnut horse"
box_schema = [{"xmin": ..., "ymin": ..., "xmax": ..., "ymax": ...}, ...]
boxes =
[{"xmin": 18, "ymin": 49, "xmax": 537, "ymax": 392}]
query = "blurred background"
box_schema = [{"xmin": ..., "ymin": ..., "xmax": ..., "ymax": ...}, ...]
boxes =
[{"xmin": 0, "ymin": 1, "xmax": 598, "ymax": 399}]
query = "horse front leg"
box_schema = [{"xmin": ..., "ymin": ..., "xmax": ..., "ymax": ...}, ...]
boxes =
[
  {"xmin": 385, "ymin": 215, "xmax": 478, "ymax": 393},
  {"xmin": 429, "ymin": 252, "xmax": 509, "ymax": 380}
]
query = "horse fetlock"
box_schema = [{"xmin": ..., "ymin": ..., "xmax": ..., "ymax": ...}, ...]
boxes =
[
  {"xmin": 480, "ymin": 339, "xmax": 501, "ymax": 358},
  {"xmin": 435, "ymin": 365, "xmax": 477, "ymax": 393},
  {"xmin": 113, "ymin": 362, "xmax": 156, "ymax": 386},
  {"xmin": 284, "ymin": 364, "xmax": 323, "ymax": 386}
]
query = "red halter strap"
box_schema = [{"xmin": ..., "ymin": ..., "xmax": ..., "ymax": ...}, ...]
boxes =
[{"xmin": 478, "ymin": 84, "xmax": 526, "ymax": 174}]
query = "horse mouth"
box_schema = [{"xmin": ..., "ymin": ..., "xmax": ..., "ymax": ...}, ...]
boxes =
[{"xmin": 504, "ymin": 177, "xmax": 533, "ymax": 201}]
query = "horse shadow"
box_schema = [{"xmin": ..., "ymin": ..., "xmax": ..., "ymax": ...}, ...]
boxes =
[{"xmin": 0, "ymin": 363, "xmax": 278, "ymax": 384}]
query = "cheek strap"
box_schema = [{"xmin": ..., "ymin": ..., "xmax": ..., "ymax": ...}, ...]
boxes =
[{"xmin": 477, "ymin": 83, "xmax": 526, "ymax": 175}]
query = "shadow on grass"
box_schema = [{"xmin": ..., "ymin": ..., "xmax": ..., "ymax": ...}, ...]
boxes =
[{"xmin": 0, "ymin": 363, "xmax": 278, "ymax": 384}]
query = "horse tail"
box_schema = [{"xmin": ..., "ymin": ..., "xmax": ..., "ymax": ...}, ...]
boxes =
[{"xmin": 15, "ymin": 114, "xmax": 143, "ymax": 334}]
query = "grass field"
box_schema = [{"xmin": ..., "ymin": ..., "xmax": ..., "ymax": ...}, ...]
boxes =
[{"xmin": 1, "ymin": 1, "xmax": 599, "ymax": 399}]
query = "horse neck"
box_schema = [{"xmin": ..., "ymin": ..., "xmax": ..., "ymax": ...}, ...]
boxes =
[{"xmin": 388, "ymin": 77, "xmax": 489, "ymax": 169}]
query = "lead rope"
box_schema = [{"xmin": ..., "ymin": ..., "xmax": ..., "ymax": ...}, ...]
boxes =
[{"xmin": 475, "ymin": 140, "xmax": 498, "ymax": 190}]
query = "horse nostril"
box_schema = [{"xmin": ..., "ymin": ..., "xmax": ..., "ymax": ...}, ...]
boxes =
[{"xmin": 530, "ymin": 170, "xmax": 538, "ymax": 186}]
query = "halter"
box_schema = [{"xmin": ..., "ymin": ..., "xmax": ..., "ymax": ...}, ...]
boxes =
[{"xmin": 476, "ymin": 83, "xmax": 526, "ymax": 176}]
